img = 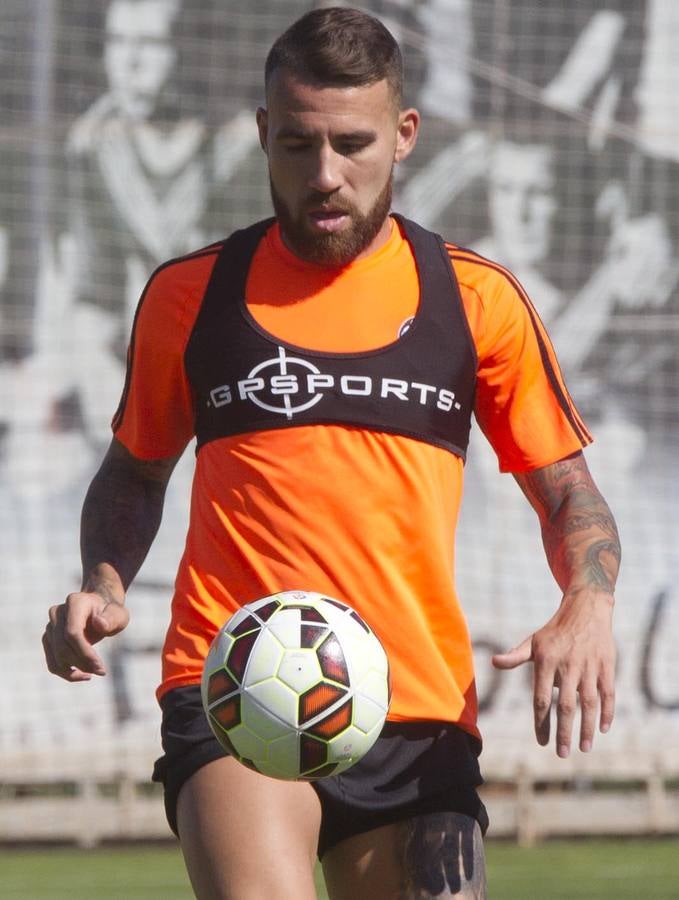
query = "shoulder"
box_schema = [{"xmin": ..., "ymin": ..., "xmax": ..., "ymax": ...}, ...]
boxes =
[
  {"xmin": 147, "ymin": 241, "xmax": 224, "ymax": 291},
  {"xmin": 444, "ymin": 241, "xmax": 525, "ymax": 305},
  {"xmin": 136, "ymin": 242, "xmax": 225, "ymax": 333},
  {"xmin": 440, "ymin": 241, "xmax": 535, "ymax": 349},
  {"xmin": 66, "ymin": 94, "xmax": 119, "ymax": 156}
]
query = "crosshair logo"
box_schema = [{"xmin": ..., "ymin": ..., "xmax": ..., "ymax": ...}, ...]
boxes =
[{"xmin": 245, "ymin": 347, "xmax": 325, "ymax": 419}]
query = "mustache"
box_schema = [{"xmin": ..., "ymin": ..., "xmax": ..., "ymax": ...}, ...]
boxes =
[{"xmin": 303, "ymin": 194, "xmax": 354, "ymax": 214}]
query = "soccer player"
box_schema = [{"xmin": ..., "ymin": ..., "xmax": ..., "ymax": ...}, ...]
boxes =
[{"xmin": 42, "ymin": 8, "xmax": 620, "ymax": 898}]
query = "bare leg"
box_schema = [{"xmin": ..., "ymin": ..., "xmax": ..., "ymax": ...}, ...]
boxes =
[
  {"xmin": 176, "ymin": 756, "xmax": 322, "ymax": 900},
  {"xmin": 322, "ymin": 812, "xmax": 486, "ymax": 900}
]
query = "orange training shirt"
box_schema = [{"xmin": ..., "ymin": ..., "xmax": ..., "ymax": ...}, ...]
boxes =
[{"xmin": 113, "ymin": 218, "xmax": 591, "ymax": 738}]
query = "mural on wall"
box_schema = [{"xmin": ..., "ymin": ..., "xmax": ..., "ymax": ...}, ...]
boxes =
[{"xmin": 1, "ymin": 0, "xmax": 677, "ymax": 761}]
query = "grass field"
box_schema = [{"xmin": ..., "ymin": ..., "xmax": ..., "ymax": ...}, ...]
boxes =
[{"xmin": 2, "ymin": 839, "xmax": 678, "ymax": 899}]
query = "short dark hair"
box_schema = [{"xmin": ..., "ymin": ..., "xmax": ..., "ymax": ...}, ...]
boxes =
[{"xmin": 264, "ymin": 6, "xmax": 403, "ymax": 107}]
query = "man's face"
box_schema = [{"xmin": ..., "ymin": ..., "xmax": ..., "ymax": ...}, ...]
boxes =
[
  {"xmin": 104, "ymin": 0, "xmax": 177, "ymax": 120},
  {"xmin": 257, "ymin": 71, "xmax": 418, "ymax": 266},
  {"xmin": 488, "ymin": 141, "xmax": 557, "ymax": 266}
]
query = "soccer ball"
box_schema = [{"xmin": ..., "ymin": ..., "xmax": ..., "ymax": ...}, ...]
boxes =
[{"xmin": 201, "ymin": 590, "xmax": 391, "ymax": 780}]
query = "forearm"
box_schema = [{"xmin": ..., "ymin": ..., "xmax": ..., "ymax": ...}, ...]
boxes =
[
  {"xmin": 80, "ymin": 441, "xmax": 174, "ymax": 594},
  {"xmin": 502, "ymin": 452, "xmax": 619, "ymax": 755},
  {"xmin": 515, "ymin": 453, "xmax": 621, "ymax": 598}
]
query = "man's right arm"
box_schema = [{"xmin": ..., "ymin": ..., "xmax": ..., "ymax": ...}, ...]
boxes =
[{"xmin": 42, "ymin": 437, "xmax": 182, "ymax": 682}]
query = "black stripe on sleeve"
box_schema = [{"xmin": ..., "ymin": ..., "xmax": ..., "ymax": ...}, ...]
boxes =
[{"xmin": 447, "ymin": 246, "xmax": 591, "ymax": 446}]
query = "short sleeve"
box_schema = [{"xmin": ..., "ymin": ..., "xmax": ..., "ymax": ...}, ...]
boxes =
[
  {"xmin": 112, "ymin": 249, "xmax": 219, "ymax": 459},
  {"xmin": 451, "ymin": 248, "xmax": 592, "ymax": 473}
]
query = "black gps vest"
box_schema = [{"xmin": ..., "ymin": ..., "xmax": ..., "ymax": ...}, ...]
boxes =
[{"xmin": 184, "ymin": 215, "xmax": 477, "ymax": 458}]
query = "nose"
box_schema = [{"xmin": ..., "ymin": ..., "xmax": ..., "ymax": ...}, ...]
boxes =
[{"xmin": 308, "ymin": 144, "xmax": 343, "ymax": 194}]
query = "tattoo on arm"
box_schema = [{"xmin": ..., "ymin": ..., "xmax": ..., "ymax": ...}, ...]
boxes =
[
  {"xmin": 81, "ymin": 439, "xmax": 180, "ymax": 591},
  {"xmin": 514, "ymin": 453, "xmax": 621, "ymax": 593}
]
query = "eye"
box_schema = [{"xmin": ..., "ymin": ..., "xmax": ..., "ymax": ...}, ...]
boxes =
[
  {"xmin": 282, "ymin": 142, "xmax": 311, "ymax": 153},
  {"xmin": 337, "ymin": 140, "xmax": 370, "ymax": 157}
]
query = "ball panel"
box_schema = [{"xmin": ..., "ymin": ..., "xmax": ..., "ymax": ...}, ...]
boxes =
[
  {"xmin": 244, "ymin": 594, "xmax": 283, "ymax": 617},
  {"xmin": 301, "ymin": 624, "xmax": 328, "ymax": 648},
  {"xmin": 352, "ymin": 692, "xmax": 389, "ymax": 733},
  {"xmin": 277, "ymin": 650, "xmax": 322, "ymax": 693},
  {"xmin": 299, "ymin": 682, "xmax": 346, "ymax": 724},
  {"xmin": 231, "ymin": 613, "xmax": 261, "ymax": 636},
  {"xmin": 242, "ymin": 627, "xmax": 284, "ymax": 686},
  {"xmin": 246, "ymin": 678, "xmax": 298, "ymax": 728},
  {"xmin": 213, "ymin": 728, "xmax": 239, "ymax": 758},
  {"xmin": 254, "ymin": 598, "xmax": 281, "ymax": 621},
  {"xmin": 266, "ymin": 731, "xmax": 301, "ymax": 778},
  {"xmin": 266, "ymin": 608, "xmax": 304, "ymax": 648},
  {"xmin": 307, "ymin": 698, "xmax": 353, "ymax": 739},
  {"xmin": 284, "ymin": 604, "xmax": 327, "ymax": 623},
  {"xmin": 241, "ymin": 695, "xmax": 292, "ymax": 741},
  {"xmin": 228, "ymin": 722, "xmax": 267, "ymax": 762},
  {"xmin": 206, "ymin": 668, "xmax": 238, "ymax": 706},
  {"xmin": 316, "ymin": 633, "xmax": 350, "ymax": 686},
  {"xmin": 356, "ymin": 669, "xmax": 391, "ymax": 711},
  {"xmin": 209, "ymin": 695, "xmax": 241, "ymax": 731},
  {"xmin": 318, "ymin": 596, "xmax": 350, "ymax": 612},
  {"xmin": 299, "ymin": 734, "xmax": 328, "ymax": 773},
  {"xmin": 327, "ymin": 723, "xmax": 378, "ymax": 765},
  {"xmin": 205, "ymin": 628, "xmax": 235, "ymax": 668},
  {"xmin": 298, "ymin": 762, "xmax": 339, "ymax": 780},
  {"xmin": 226, "ymin": 630, "xmax": 259, "ymax": 682},
  {"xmin": 350, "ymin": 610, "xmax": 370, "ymax": 633}
]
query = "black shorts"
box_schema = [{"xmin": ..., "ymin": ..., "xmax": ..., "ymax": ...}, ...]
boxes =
[{"xmin": 152, "ymin": 685, "xmax": 489, "ymax": 859}]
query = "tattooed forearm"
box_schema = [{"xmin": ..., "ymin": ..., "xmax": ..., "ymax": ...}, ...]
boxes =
[
  {"xmin": 80, "ymin": 439, "xmax": 178, "ymax": 591},
  {"xmin": 515, "ymin": 453, "xmax": 621, "ymax": 594},
  {"xmin": 584, "ymin": 540, "xmax": 621, "ymax": 590}
]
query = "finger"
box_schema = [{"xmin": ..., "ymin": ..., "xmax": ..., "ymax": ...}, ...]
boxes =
[
  {"xmin": 42, "ymin": 628, "xmax": 61, "ymax": 676},
  {"xmin": 532, "ymin": 655, "xmax": 556, "ymax": 747},
  {"xmin": 63, "ymin": 665, "xmax": 95, "ymax": 683},
  {"xmin": 598, "ymin": 672, "xmax": 616, "ymax": 735},
  {"xmin": 42, "ymin": 629, "xmax": 92, "ymax": 682},
  {"xmin": 52, "ymin": 602, "xmax": 106, "ymax": 676},
  {"xmin": 578, "ymin": 677, "xmax": 599, "ymax": 753},
  {"xmin": 47, "ymin": 607, "xmax": 79, "ymax": 671},
  {"xmin": 555, "ymin": 674, "xmax": 579, "ymax": 758},
  {"xmin": 60, "ymin": 600, "xmax": 107, "ymax": 674},
  {"xmin": 491, "ymin": 635, "xmax": 533, "ymax": 670},
  {"xmin": 89, "ymin": 600, "xmax": 129, "ymax": 641}
]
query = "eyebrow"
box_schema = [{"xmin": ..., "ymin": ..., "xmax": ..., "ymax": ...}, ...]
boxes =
[{"xmin": 275, "ymin": 127, "xmax": 378, "ymax": 143}]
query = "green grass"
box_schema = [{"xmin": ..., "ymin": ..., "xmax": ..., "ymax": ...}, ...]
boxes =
[
  {"xmin": 1, "ymin": 839, "xmax": 678, "ymax": 898},
  {"xmin": 485, "ymin": 839, "xmax": 679, "ymax": 900}
]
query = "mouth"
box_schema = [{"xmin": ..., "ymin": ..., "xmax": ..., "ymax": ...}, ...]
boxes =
[{"xmin": 307, "ymin": 207, "xmax": 350, "ymax": 233}]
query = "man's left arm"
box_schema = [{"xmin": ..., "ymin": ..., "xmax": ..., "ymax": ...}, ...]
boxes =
[{"xmin": 492, "ymin": 451, "xmax": 621, "ymax": 758}]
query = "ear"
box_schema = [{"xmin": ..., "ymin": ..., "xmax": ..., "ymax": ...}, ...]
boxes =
[
  {"xmin": 394, "ymin": 108, "xmax": 420, "ymax": 163},
  {"xmin": 256, "ymin": 107, "xmax": 268, "ymax": 153}
]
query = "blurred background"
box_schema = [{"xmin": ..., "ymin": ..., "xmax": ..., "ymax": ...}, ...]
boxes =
[{"xmin": 1, "ymin": 0, "xmax": 678, "ymax": 862}]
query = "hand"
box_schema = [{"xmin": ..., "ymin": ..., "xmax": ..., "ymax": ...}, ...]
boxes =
[
  {"xmin": 605, "ymin": 213, "xmax": 676, "ymax": 309},
  {"xmin": 491, "ymin": 589, "xmax": 616, "ymax": 757},
  {"xmin": 42, "ymin": 590, "xmax": 129, "ymax": 682}
]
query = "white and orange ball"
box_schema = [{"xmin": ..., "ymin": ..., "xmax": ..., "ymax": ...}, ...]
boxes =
[{"xmin": 201, "ymin": 590, "xmax": 391, "ymax": 780}]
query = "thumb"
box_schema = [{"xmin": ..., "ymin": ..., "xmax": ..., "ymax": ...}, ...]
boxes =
[
  {"xmin": 89, "ymin": 600, "xmax": 129, "ymax": 639},
  {"xmin": 492, "ymin": 635, "xmax": 533, "ymax": 670}
]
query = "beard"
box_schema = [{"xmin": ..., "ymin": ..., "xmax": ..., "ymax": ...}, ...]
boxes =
[{"xmin": 269, "ymin": 173, "xmax": 394, "ymax": 267}]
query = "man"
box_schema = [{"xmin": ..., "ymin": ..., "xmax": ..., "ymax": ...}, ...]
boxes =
[
  {"xmin": 64, "ymin": 0, "xmax": 259, "ymax": 448},
  {"xmin": 42, "ymin": 8, "xmax": 619, "ymax": 898},
  {"xmin": 474, "ymin": 135, "xmax": 561, "ymax": 321}
]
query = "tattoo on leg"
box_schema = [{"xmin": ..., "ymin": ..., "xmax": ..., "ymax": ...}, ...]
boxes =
[{"xmin": 398, "ymin": 813, "xmax": 487, "ymax": 899}]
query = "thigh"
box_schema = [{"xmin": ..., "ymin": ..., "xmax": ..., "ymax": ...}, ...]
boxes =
[
  {"xmin": 322, "ymin": 812, "xmax": 487, "ymax": 900},
  {"xmin": 177, "ymin": 755, "xmax": 322, "ymax": 900}
]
